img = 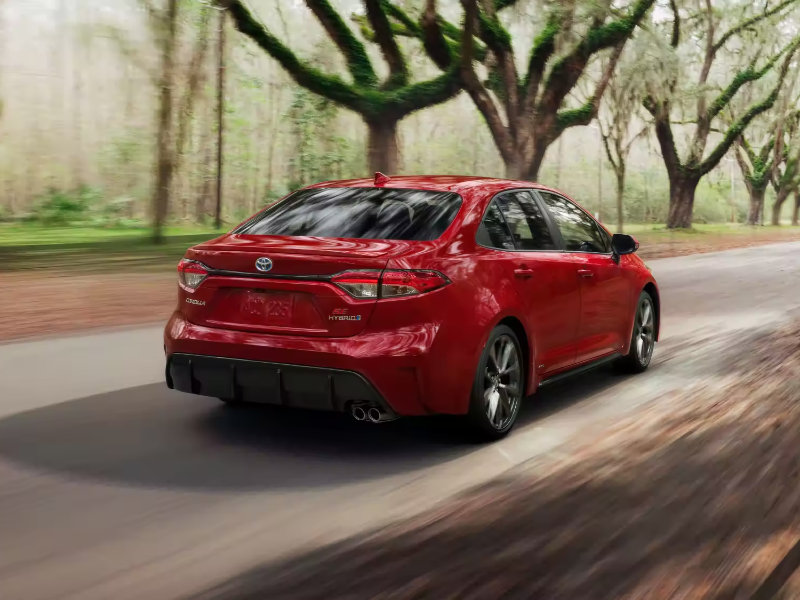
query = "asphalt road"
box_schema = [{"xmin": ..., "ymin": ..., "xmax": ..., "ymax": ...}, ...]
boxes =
[{"xmin": 1, "ymin": 242, "xmax": 799, "ymax": 600}]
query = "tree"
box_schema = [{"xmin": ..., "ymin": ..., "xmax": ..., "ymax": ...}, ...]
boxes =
[
  {"xmin": 734, "ymin": 128, "xmax": 781, "ymax": 226},
  {"xmin": 152, "ymin": 0, "xmax": 179, "ymax": 243},
  {"xmin": 793, "ymin": 190, "xmax": 800, "ymax": 226},
  {"xmin": 449, "ymin": 0, "xmax": 655, "ymax": 180},
  {"xmin": 769, "ymin": 111, "xmax": 800, "ymax": 224},
  {"xmin": 131, "ymin": 0, "xmax": 213, "ymax": 241},
  {"xmin": 220, "ymin": 0, "xmax": 462, "ymax": 173},
  {"xmin": 644, "ymin": 0, "xmax": 800, "ymax": 229},
  {"xmin": 599, "ymin": 40, "xmax": 651, "ymax": 232}
]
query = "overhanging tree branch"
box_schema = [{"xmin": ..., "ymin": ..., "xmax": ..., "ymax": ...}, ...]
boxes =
[
  {"xmin": 224, "ymin": 0, "xmax": 361, "ymax": 110},
  {"xmin": 365, "ymin": 0, "xmax": 407, "ymax": 87},
  {"xmin": 305, "ymin": 0, "xmax": 377, "ymax": 86},
  {"xmin": 700, "ymin": 36, "xmax": 800, "ymax": 176},
  {"xmin": 712, "ymin": 0, "xmax": 797, "ymax": 54}
]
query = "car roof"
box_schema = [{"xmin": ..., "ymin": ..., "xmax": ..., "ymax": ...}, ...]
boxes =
[{"xmin": 303, "ymin": 175, "xmax": 554, "ymax": 196}]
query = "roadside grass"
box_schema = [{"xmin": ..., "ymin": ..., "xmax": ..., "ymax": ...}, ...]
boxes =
[
  {"xmin": 0, "ymin": 222, "xmax": 227, "ymax": 246},
  {"xmin": 623, "ymin": 222, "xmax": 800, "ymax": 236},
  {"xmin": 0, "ymin": 223, "xmax": 228, "ymax": 272}
]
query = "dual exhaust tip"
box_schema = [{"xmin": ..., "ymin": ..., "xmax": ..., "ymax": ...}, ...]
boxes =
[{"xmin": 351, "ymin": 404, "xmax": 390, "ymax": 423}]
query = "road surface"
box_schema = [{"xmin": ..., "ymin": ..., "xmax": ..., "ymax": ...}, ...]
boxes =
[{"xmin": 1, "ymin": 242, "xmax": 799, "ymax": 600}]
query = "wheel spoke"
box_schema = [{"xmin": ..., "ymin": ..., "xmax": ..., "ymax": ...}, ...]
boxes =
[
  {"xmin": 485, "ymin": 388, "xmax": 499, "ymax": 422},
  {"xmin": 642, "ymin": 303, "xmax": 652, "ymax": 328},
  {"xmin": 498, "ymin": 340, "xmax": 512, "ymax": 372}
]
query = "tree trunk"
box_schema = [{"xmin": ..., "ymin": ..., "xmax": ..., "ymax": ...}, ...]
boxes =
[
  {"xmin": 793, "ymin": 190, "xmax": 800, "ymax": 226},
  {"xmin": 746, "ymin": 185, "xmax": 766, "ymax": 226},
  {"xmin": 215, "ymin": 8, "xmax": 226, "ymax": 229},
  {"xmin": 772, "ymin": 188, "xmax": 791, "ymax": 225},
  {"xmin": 522, "ymin": 140, "xmax": 549, "ymax": 182},
  {"xmin": 366, "ymin": 118, "xmax": 399, "ymax": 174},
  {"xmin": 666, "ymin": 173, "xmax": 700, "ymax": 229},
  {"xmin": 152, "ymin": 0, "xmax": 179, "ymax": 244},
  {"xmin": 504, "ymin": 155, "xmax": 526, "ymax": 180},
  {"xmin": 615, "ymin": 168, "xmax": 625, "ymax": 233}
]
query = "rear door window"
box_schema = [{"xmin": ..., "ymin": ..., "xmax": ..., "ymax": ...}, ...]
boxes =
[
  {"xmin": 235, "ymin": 188, "xmax": 462, "ymax": 241},
  {"xmin": 476, "ymin": 200, "xmax": 516, "ymax": 249},
  {"xmin": 539, "ymin": 192, "xmax": 610, "ymax": 253},
  {"xmin": 496, "ymin": 191, "xmax": 558, "ymax": 251}
]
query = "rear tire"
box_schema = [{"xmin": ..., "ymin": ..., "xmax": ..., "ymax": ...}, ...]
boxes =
[
  {"xmin": 465, "ymin": 325, "xmax": 524, "ymax": 441},
  {"xmin": 616, "ymin": 291, "xmax": 656, "ymax": 373}
]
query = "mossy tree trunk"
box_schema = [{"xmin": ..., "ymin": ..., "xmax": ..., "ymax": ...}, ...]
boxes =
[
  {"xmin": 745, "ymin": 183, "xmax": 767, "ymax": 226},
  {"xmin": 793, "ymin": 190, "xmax": 800, "ymax": 226},
  {"xmin": 365, "ymin": 118, "xmax": 399, "ymax": 173},
  {"xmin": 666, "ymin": 172, "xmax": 699, "ymax": 229},
  {"xmin": 771, "ymin": 187, "xmax": 792, "ymax": 225}
]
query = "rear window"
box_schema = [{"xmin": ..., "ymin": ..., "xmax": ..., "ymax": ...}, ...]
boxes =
[{"xmin": 235, "ymin": 187, "xmax": 462, "ymax": 241}]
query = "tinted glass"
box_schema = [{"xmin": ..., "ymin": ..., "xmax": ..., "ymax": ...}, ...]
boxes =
[
  {"xmin": 496, "ymin": 191, "xmax": 557, "ymax": 251},
  {"xmin": 540, "ymin": 192, "xmax": 610, "ymax": 253},
  {"xmin": 477, "ymin": 201, "xmax": 515, "ymax": 249},
  {"xmin": 236, "ymin": 188, "xmax": 462, "ymax": 241}
]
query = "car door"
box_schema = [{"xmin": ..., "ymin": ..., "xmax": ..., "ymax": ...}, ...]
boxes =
[
  {"xmin": 477, "ymin": 190, "xmax": 582, "ymax": 376},
  {"xmin": 537, "ymin": 191, "xmax": 630, "ymax": 364}
]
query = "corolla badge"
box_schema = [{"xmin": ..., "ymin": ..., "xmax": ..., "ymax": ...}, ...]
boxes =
[{"xmin": 255, "ymin": 257, "xmax": 273, "ymax": 272}]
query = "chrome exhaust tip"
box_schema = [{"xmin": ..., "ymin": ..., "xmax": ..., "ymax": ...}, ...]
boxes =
[
  {"xmin": 367, "ymin": 407, "xmax": 382, "ymax": 423},
  {"xmin": 351, "ymin": 405, "xmax": 366, "ymax": 421}
]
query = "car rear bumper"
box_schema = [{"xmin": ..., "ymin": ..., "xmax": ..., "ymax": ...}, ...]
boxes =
[
  {"xmin": 166, "ymin": 353, "xmax": 397, "ymax": 417},
  {"xmin": 164, "ymin": 312, "xmax": 444, "ymax": 415}
]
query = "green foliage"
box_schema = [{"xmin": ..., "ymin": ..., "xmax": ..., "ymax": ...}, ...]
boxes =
[
  {"xmin": 29, "ymin": 187, "xmax": 95, "ymax": 225},
  {"xmin": 27, "ymin": 186, "xmax": 136, "ymax": 227},
  {"xmin": 286, "ymin": 89, "xmax": 355, "ymax": 186}
]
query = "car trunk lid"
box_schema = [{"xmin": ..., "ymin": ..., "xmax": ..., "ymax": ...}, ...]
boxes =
[{"xmin": 180, "ymin": 235, "xmax": 417, "ymax": 337}]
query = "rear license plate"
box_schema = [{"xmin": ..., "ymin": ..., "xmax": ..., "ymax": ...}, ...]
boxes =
[{"xmin": 241, "ymin": 291, "xmax": 295, "ymax": 324}]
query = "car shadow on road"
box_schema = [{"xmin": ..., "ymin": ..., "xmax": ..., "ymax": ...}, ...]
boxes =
[{"xmin": 0, "ymin": 364, "xmax": 641, "ymax": 492}]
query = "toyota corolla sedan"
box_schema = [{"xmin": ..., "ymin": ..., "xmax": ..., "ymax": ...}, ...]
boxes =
[{"xmin": 164, "ymin": 174, "xmax": 659, "ymax": 440}]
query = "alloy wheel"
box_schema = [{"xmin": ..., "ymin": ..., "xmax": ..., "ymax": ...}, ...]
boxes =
[
  {"xmin": 635, "ymin": 298, "xmax": 655, "ymax": 366},
  {"xmin": 483, "ymin": 334, "xmax": 522, "ymax": 430}
]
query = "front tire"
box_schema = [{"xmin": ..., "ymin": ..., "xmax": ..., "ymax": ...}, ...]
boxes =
[
  {"xmin": 616, "ymin": 291, "xmax": 656, "ymax": 373},
  {"xmin": 465, "ymin": 325, "xmax": 524, "ymax": 441}
]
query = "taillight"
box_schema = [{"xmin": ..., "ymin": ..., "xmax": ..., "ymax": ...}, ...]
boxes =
[
  {"xmin": 177, "ymin": 259, "xmax": 209, "ymax": 292},
  {"xmin": 330, "ymin": 270, "xmax": 381, "ymax": 299},
  {"xmin": 331, "ymin": 269, "xmax": 450, "ymax": 299},
  {"xmin": 380, "ymin": 270, "xmax": 450, "ymax": 297}
]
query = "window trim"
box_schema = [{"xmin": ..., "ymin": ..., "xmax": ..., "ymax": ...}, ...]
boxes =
[
  {"xmin": 534, "ymin": 190, "xmax": 613, "ymax": 256},
  {"xmin": 475, "ymin": 189, "xmax": 564, "ymax": 253}
]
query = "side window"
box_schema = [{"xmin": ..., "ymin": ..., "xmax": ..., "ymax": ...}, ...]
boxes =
[
  {"xmin": 540, "ymin": 192, "xmax": 609, "ymax": 253},
  {"xmin": 502, "ymin": 191, "xmax": 558, "ymax": 250},
  {"xmin": 476, "ymin": 200, "xmax": 515, "ymax": 250}
]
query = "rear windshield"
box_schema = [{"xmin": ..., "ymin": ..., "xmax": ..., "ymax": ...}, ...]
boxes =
[{"xmin": 234, "ymin": 187, "xmax": 462, "ymax": 241}]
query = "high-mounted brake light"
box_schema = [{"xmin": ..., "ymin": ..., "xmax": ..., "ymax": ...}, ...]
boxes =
[
  {"xmin": 331, "ymin": 269, "xmax": 450, "ymax": 299},
  {"xmin": 177, "ymin": 258, "xmax": 209, "ymax": 292}
]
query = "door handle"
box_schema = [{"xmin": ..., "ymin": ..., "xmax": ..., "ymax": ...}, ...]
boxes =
[
  {"xmin": 577, "ymin": 269, "xmax": 594, "ymax": 278},
  {"xmin": 514, "ymin": 267, "xmax": 535, "ymax": 279}
]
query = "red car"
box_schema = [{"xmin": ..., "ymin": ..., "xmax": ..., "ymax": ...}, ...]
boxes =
[{"xmin": 165, "ymin": 175, "xmax": 659, "ymax": 440}]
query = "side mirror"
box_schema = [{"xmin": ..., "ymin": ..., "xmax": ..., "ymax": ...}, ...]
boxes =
[{"xmin": 611, "ymin": 233, "xmax": 639, "ymax": 262}]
